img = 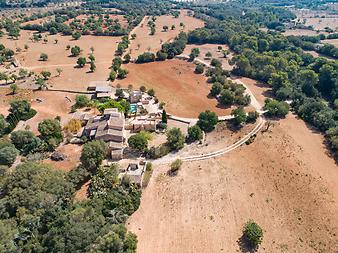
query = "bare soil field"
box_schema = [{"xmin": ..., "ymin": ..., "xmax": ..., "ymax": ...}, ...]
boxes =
[
  {"xmin": 303, "ymin": 17, "xmax": 338, "ymax": 31},
  {"xmin": 183, "ymin": 43, "xmax": 234, "ymax": 71},
  {"xmin": 129, "ymin": 10, "xmax": 204, "ymax": 59},
  {"xmin": 234, "ymin": 77, "xmax": 272, "ymax": 105},
  {"xmin": 323, "ymin": 38, "xmax": 338, "ymax": 46},
  {"xmin": 0, "ymin": 31, "xmax": 121, "ymax": 91},
  {"xmin": 117, "ymin": 60, "xmax": 248, "ymax": 118},
  {"xmin": 0, "ymin": 88, "xmax": 75, "ymax": 134},
  {"xmin": 127, "ymin": 113, "xmax": 338, "ymax": 253},
  {"xmin": 292, "ymin": 9, "xmax": 338, "ymax": 31},
  {"xmin": 43, "ymin": 143, "xmax": 82, "ymax": 172},
  {"xmin": 282, "ymin": 29, "xmax": 324, "ymax": 36}
]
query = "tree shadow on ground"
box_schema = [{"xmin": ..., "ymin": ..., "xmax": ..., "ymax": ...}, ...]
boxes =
[{"xmin": 237, "ymin": 235, "xmax": 258, "ymax": 253}]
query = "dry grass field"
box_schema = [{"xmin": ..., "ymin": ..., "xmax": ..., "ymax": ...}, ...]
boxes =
[
  {"xmin": 323, "ymin": 38, "xmax": 338, "ymax": 46},
  {"xmin": 116, "ymin": 59, "xmax": 251, "ymax": 118},
  {"xmin": 182, "ymin": 43, "xmax": 234, "ymax": 71},
  {"xmin": 129, "ymin": 10, "xmax": 204, "ymax": 59},
  {"xmin": 0, "ymin": 30, "xmax": 121, "ymax": 91}
]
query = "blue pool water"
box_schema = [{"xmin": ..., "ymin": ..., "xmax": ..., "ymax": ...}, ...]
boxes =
[{"xmin": 130, "ymin": 104, "xmax": 137, "ymax": 113}]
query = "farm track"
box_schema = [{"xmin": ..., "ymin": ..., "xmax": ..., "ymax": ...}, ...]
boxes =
[{"xmin": 154, "ymin": 117, "xmax": 265, "ymax": 165}]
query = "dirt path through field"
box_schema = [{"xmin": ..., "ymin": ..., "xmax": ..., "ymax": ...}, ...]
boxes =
[{"xmin": 127, "ymin": 114, "xmax": 338, "ymax": 253}]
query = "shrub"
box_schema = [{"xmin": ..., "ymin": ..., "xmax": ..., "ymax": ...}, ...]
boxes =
[
  {"xmin": 64, "ymin": 119, "xmax": 82, "ymax": 134},
  {"xmin": 169, "ymin": 159, "xmax": 182, "ymax": 175},
  {"xmin": 243, "ymin": 220, "xmax": 263, "ymax": 249},
  {"xmin": 75, "ymin": 95, "xmax": 90, "ymax": 108}
]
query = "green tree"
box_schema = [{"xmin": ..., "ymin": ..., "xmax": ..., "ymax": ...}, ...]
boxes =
[
  {"xmin": 187, "ymin": 125, "xmax": 203, "ymax": 142},
  {"xmin": 77, "ymin": 57, "xmax": 86, "ymax": 68},
  {"xmin": 9, "ymin": 99, "xmax": 35, "ymax": 120},
  {"xmin": 75, "ymin": 95, "xmax": 90, "ymax": 108},
  {"xmin": 80, "ymin": 140, "xmax": 107, "ymax": 171},
  {"xmin": 0, "ymin": 145, "xmax": 18, "ymax": 166},
  {"xmin": 112, "ymin": 57, "xmax": 122, "ymax": 71},
  {"xmin": 195, "ymin": 64, "xmax": 204, "ymax": 74},
  {"xmin": 71, "ymin": 46, "xmax": 81, "ymax": 57},
  {"xmin": 117, "ymin": 68, "xmax": 128, "ymax": 79},
  {"xmin": 10, "ymin": 83, "xmax": 17, "ymax": 94},
  {"xmin": 10, "ymin": 130, "xmax": 40, "ymax": 155},
  {"xmin": 210, "ymin": 82, "xmax": 222, "ymax": 96},
  {"xmin": 189, "ymin": 47, "xmax": 200, "ymax": 61},
  {"xmin": 231, "ymin": 107, "xmax": 247, "ymax": 126},
  {"xmin": 219, "ymin": 89, "xmax": 235, "ymax": 106},
  {"xmin": 123, "ymin": 54, "xmax": 131, "ymax": 63},
  {"xmin": 39, "ymin": 53, "xmax": 48, "ymax": 61},
  {"xmin": 41, "ymin": 70, "xmax": 51, "ymax": 80},
  {"xmin": 72, "ymin": 31, "xmax": 82, "ymax": 40},
  {"xmin": 166, "ymin": 127, "xmax": 185, "ymax": 151},
  {"xmin": 90, "ymin": 61, "xmax": 96, "ymax": 72},
  {"xmin": 163, "ymin": 25, "xmax": 169, "ymax": 32},
  {"xmin": 0, "ymin": 114, "xmax": 8, "ymax": 136},
  {"xmin": 243, "ymin": 220, "xmax": 263, "ymax": 249},
  {"xmin": 147, "ymin": 88, "xmax": 155, "ymax": 97},
  {"xmin": 38, "ymin": 118, "xmax": 63, "ymax": 149},
  {"xmin": 128, "ymin": 131, "xmax": 151, "ymax": 152},
  {"xmin": 197, "ymin": 110, "xmax": 218, "ymax": 132},
  {"xmin": 263, "ymin": 99, "xmax": 289, "ymax": 118},
  {"xmin": 108, "ymin": 70, "xmax": 117, "ymax": 81},
  {"xmin": 162, "ymin": 109, "xmax": 168, "ymax": 124}
]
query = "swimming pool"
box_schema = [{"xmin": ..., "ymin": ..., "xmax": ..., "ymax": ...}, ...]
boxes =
[{"xmin": 130, "ymin": 104, "xmax": 137, "ymax": 113}]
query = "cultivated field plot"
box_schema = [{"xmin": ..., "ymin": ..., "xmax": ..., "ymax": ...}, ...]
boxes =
[
  {"xmin": 127, "ymin": 114, "xmax": 338, "ymax": 253},
  {"xmin": 0, "ymin": 30, "xmax": 121, "ymax": 91},
  {"xmin": 129, "ymin": 10, "xmax": 204, "ymax": 59},
  {"xmin": 116, "ymin": 60, "xmax": 248, "ymax": 118},
  {"xmin": 323, "ymin": 38, "xmax": 338, "ymax": 46},
  {"xmin": 292, "ymin": 9, "xmax": 338, "ymax": 31},
  {"xmin": 282, "ymin": 28, "xmax": 324, "ymax": 36},
  {"xmin": 182, "ymin": 43, "xmax": 234, "ymax": 71}
]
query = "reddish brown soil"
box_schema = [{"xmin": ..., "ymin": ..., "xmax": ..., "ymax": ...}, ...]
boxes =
[
  {"xmin": 234, "ymin": 77, "xmax": 272, "ymax": 105},
  {"xmin": 117, "ymin": 60, "xmax": 247, "ymax": 118},
  {"xmin": 43, "ymin": 143, "xmax": 82, "ymax": 172},
  {"xmin": 127, "ymin": 114, "xmax": 338, "ymax": 253},
  {"xmin": 74, "ymin": 179, "xmax": 91, "ymax": 202}
]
